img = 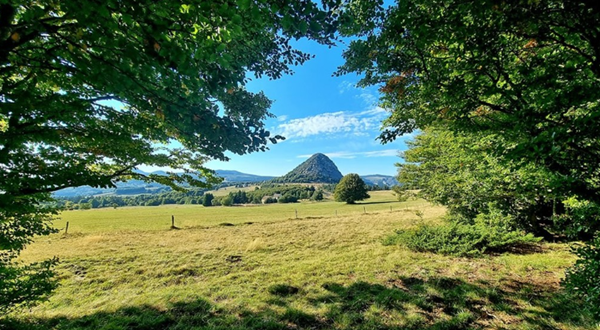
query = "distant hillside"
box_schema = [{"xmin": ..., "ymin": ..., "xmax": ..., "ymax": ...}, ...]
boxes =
[
  {"xmin": 54, "ymin": 170, "xmax": 274, "ymax": 198},
  {"xmin": 216, "ymin": 170, "xmax": 274, "ymax": 182},
  {"xmin": 273, "ymin": 153, "xmax": 343, "ymax": 184},
  {"xmin": 360, "ymin": 174, "xmax": 399, "ymax": 187}
]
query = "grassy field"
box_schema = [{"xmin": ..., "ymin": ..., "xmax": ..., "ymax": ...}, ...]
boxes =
[{"xmin": 3, "ymin": 191, "xmax": 596, "ymax": 329}]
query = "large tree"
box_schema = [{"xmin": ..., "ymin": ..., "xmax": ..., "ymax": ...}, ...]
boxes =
[
  {"xmin": 0, "ymin": 0, "xmax": 338, "ymax": 312},
  {"xmin": 338, "ymin": 0, "xmax": 600, "ymax": 314},
  {"xmin": 338, "ymin": 0, "xmax": 600, "ymax": 205},
  {"xmin": 395, "ymin": 127, "xmax": 575, "ymax": 239},
  {"xmin": 334, "ymin": 173, "xmax": 370, "ymax": 204}
]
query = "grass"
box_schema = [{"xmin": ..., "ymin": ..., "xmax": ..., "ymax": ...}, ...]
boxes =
[{"xmin": 3, "ymin": 191, "xmax": 597, "ymax": 329}]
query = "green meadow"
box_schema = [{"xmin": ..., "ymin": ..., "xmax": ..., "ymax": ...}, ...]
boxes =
[{"xmin": 4, "ymin": 191, "xmax": 596, "ymax": 329}]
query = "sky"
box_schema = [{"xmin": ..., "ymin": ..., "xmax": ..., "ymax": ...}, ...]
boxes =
[{"xmin": 198, "ymin": 39, "xmax": 411, "ymax": 177}]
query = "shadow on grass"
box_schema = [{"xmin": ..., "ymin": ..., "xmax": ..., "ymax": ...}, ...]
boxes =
[{"xmin": 2, "ymin": 277, "xmax": 595, "ymax": 330}]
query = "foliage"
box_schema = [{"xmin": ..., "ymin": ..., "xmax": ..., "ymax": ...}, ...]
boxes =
[
  {"xmin": 221, "ymin": 196, "xmax": 234, "ymax": 207},
  {"xmin": 202, "ymin": 193, "xmax": 214, "ymax": 207},
  {"xmin": 334, "ymin": 174, "xmax": 370, "ymax": 204},
  {"xmin": 384, "ymin": 211, "xmax": 541, "ymax": 257},
  {"xmin": 553, "ymin": 197, "xmax": 600, "ymax": 240},
  {"xmin": 0, "ymin": 0, "xmax": 338, "ymax": 312},
  {"xmin": 58, "ymin": 189, "xmax": 206, "ymax": 209},
  {"xmin": 277, "ymin": 194, "xmax": 298, "ymax": 203},
  {"xmin": 395, "ymin": 128, "xmax": 560, "ymax": 238},
  {"xmin": 339, "ymin": 0, "xmax": 600, "ymax": 311},
  {"xmin": 564, "ymin": 236, "xmax": 600, "ymax": 319},
  {"xmin": 0, "ymin": 195, "xmax": 58, "ymax": 313},
  {"xmin": 339, "ymin": 0, "xmax": 600, "ymax": 206},
  {"xmin": 311, "ymin": 190, "xmax": 324, "ymax": 201}
]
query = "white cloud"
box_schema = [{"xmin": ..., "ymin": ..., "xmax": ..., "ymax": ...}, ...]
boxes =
[
  {"xmin": 297, "ymin": 149, "xmax": 399, "ymax": 159},
  {"xmin": 338, "ymin": 80, "xmax": 355, "ymax": 94},
  {"xmin": 358, "ymin": 92, "xmax": 378, "ymax": 106},
  {"xmin": 276, "ymin": 108, "xmax": 388, "ymax": 141},
  {"xmin": 276, "ymin": 115, "xmax": 288, "ymax": 122}
]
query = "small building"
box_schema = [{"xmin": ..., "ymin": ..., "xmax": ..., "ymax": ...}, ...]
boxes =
[{"xmin": 261, "ymin": 193, "xmax": 282, "ymax": 204}]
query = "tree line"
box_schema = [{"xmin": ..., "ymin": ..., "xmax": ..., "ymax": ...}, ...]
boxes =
[{"xmin": 57, "ymin": 185, "xmax": 328, "ymax": 210}]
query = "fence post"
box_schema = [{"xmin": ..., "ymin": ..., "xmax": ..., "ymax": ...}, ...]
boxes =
[
  {"xmin": 64, "ymin": 221, "xmax": 69, "ymax": 234},
  {"xmin": 171, "ymin": 215, "xmax": 175, "ymax": 228},
  {"xmin": 363, "ymin": 206, "xmax": 366, "ymax": 214},
  {"xmin": 295, "ymin": 209, "xmax": 298, "ymax": 219}
]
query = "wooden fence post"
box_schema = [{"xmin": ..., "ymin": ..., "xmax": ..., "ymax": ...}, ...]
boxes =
[
  {"xmin": 171, "ymin": 215, "xmax": 175, "ymax": 229},
  {"xmin": 64, "ymin": 221, "xmax": 69, "ymax": 234}
]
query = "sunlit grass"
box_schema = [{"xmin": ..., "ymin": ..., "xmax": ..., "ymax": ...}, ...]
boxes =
[{"xmin": 5, "ymin": 191, "xmax": 596, "ymax": 329}]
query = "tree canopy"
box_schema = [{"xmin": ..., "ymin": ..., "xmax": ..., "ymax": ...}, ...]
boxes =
[
  {"xmin": 338, "ymin": 0, "xmax": 600, "ymax": 314},
  {"xmin": 334, "ymin": 173, "xmax": 370, "ymax": 204},
  {"xmin": 0, "ymin": 0, "xmax": 339, "ymax": 312},
  {"xmin": 338, "ymin": 0, "xmax": 600, "ymax": 205}
]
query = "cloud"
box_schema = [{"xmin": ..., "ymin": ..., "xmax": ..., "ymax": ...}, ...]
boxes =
[
  {"xmin": 276, "ymin": 115, "xmax": 288, "ymax": 122},
  {"xmin": 297, "ymin": 149, "xmax": 399, "ymax": 159},
  {"xmin": 358, "ymin": 92, "xmax": 378, "ymax": 107},
  {"xmin": 276, "ymin": 108, "xmax": 387, "ymax": 140},
  {"xmin": 338, "ymin": 80, "xmax": 355, "ymax": 94}
]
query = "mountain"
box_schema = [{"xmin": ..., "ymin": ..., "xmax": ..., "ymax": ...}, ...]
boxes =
[
  {"xmin": 216, "ymin": 170, "xmax": 274, "ymax": 182},
  {"xmin": 360, "ymin": 174, "xmax": 399, "ymax": 187},
  {"xmin": 53, "ymin": 169, "xmax": 274, "ymax": 198},
  {"xmin": 273, "ymin": 153, "xmax": 344, "ymax": 184}
]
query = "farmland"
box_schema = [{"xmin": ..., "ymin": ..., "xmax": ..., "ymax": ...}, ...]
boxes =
[{"xmin": 4, "ymin": 191, "xmax": 595, "ymax": 329}]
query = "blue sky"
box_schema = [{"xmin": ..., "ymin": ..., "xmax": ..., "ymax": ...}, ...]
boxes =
[{"xmin": 201, "ymin": 39, "xmax": 411, "ymax": 177}]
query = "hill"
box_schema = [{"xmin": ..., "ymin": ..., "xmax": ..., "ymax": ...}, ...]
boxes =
[
  {"xmin": 54, "ymin": 170, "xmax": 274, "ymax": 198},
  {"xmin": 215, "ymin": 170, "xmax": 274, "ymax": 182},
  {"xmin": 273, "ymin": 153, "xmax": 343, "ymax": 183},
  {"xmin": 360, "ymin": 174, "xmax": 399, "ymax": 187}
]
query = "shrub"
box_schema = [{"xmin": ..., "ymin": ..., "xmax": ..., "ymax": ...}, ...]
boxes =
[
  {"xmin": 277, "ymin": 194, "xmax": 298, "ymax": 203},
  {"xmin": 563, "ymin": 236, "xmax": 600, "ymax": 319},
  {"xmin": 263, "ymin": 197, "xmax": 277, "ymax": 204},
  {"xmin": 221, "ymin": 196, "xmax": 233, "ymax": 206},
  {"xmin": 384, "ymin": 212, "xmax": 541, "ymax": 257}
]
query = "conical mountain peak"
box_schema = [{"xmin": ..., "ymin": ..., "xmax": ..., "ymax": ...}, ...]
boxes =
[{"xmin": 273, "ymin": 153, "xmax": 343, "ymax": 183}]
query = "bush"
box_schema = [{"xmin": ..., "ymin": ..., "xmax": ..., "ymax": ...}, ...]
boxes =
[
  {"xmin": 384, "ymin": 212, "xmax": 541, "ymax": 257},
  {"xmin": 553, "ymin": 197, "xmax": 600, "ymax": 240},
  {"xmin": 263, "ymin": 197, "xmax": 277, "ymax": 204},
  {"xmin": 563, "ymin": 236, "xmax": 600, "ymax": 319},
  {"xmin": 277, "ymin": 194, "xmax": 298, "ymax": 203},
  {"xmin": 221, "ymin": 196, "xmax": 233, "ymax": 206}
]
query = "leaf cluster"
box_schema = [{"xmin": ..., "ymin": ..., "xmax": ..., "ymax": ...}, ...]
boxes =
[{"xmin": 334, "ymin": 174, "xmax": 370, "ymax": 204}]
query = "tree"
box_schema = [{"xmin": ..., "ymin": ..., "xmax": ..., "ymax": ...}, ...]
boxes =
[
  {"xmin": 396, "ymin": 127, "xmax": 565, "ymax": 239},
  {"xmin": 202, "ymin": 193, "xmax": 214, "ymax": 207},
  {"xmin": 0, "ymin": 0, "xmax": 338, "ymax": 312},
  {"xmin": 221, "ymin": 196, "xmax": 234, "ymax": 207},
  {"xmin": 338, "ymin": 0, "xmax": 600, "ymax": 205},
  {"xmin": 338, "ymin": 0, "xmax": 600, "ymax": 313},
  {"xmin": 311, "ymin": 190, "xmax": 324, "ymax": 201},
  {"xmin": 334, "ymin": 174, "xmax": 370, "ymax": 204}
]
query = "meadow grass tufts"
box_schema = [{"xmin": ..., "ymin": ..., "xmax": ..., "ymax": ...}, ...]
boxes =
[{"xmin": 3, "ymin": 192, "xmax": 596, "ymax": 329}]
